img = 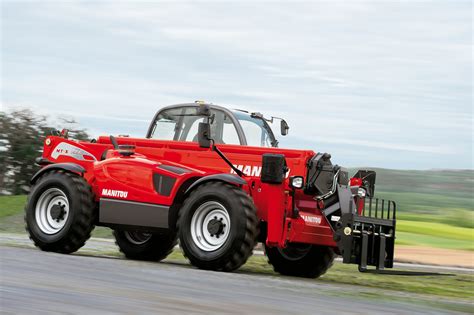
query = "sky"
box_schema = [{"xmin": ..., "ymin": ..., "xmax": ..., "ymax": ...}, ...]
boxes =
[{"xmin": 1, "ymin": 0, "xmax": 472, "ymax": 170}]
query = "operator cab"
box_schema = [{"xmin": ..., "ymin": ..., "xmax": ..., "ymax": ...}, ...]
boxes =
[{"xmin": 146, "ymin": 103, "xmax": 285, "ymax": 147}]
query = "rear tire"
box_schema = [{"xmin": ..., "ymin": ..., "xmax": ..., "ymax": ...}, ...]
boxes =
[
  {"xmin": 25, "ymin": 170, "xmax": 95, "ymax": 253},
  {"xmin": 114, "ymin": 230, "xmax": 177, "ymax": 261},
  {"xmin": 265, "ymin": 243, "xmax": 335, "ymax": 278},
  {"xmin": 178, "ymin": 181, "xmax": 258, "ymax": 271}
]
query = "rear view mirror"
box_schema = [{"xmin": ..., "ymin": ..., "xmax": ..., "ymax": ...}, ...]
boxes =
[
  {"xmin": 198, "ymin": 122, "xmax": 211, "ymax": 148},
  {"xmin": 261, "ymin": 153, "xmax": 288, "ymax": 184},
  {"xmin": 280, "ymin": 120, "xmax": 289, "ymax": 136},
  {"xmin": 197, "ymin": 104, "xmax": 211, "ymax": 117}
]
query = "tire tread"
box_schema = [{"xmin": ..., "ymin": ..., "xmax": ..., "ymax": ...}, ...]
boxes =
[
  {"xmin": 177, "ymin": 181, "xmax": 258, "ymax": 272},
  {"xmin": 265, "ymin": 244, "xmax": 335, "ymax": 278},
  {"xmin": 25, "ymin": 170, "xmax": 95, "ymax": 254},
  {"xmin": 114, "ymin": 230, "xmax": 177, "ymax": 261}
]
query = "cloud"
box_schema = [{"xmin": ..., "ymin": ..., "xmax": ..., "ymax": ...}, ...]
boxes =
[
  {"xmin": 298, "ymin": 136, "xmax": 453, "ymax": 154},
  {"xmin": 1, "ymin": 1, "xmax": 472, "ymax": 169},
  {"xmin": 161, "ymin": 27, "xmax": 247, "ymax": 42}
]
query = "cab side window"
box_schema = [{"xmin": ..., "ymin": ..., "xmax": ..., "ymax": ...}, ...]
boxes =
[
  {"xmin": 183, "ymin": 116, "xmax": 205, "ymax": 142},
  {"xmin": 221, "ymin": 113, "xmax": 240, "ymax": 145},
  {"xmin": 151, "ymin": 107, "xmax": 241, "ymax": 145},
  {"xmin": 151, "ymin": 108, "xmax": 183, "ymax": 140}
]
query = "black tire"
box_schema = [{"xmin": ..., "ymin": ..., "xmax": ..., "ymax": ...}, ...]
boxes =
[
  {"xmin": 114, "ymin": 230, "xmax": 177, "ymax": 261},
  {"xmin": 265, "ymin": 243, "xmax": 335, "ymax": 278},
  {"xmin": 177, "ymin": 181, "xmax": 258, "ymax": 272},
  {"xmin": 25, "ymin": 170, "xmax": 95, "ymax": 253}
]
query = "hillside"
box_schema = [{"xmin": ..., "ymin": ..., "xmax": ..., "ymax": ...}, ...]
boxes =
[
  {"xmin": 349, "ymin": 168, "xmax": 474, "ymax": 228},
  {"xmin": 1, "ymin": 168, "xmax": 472, "ymax": 250}
]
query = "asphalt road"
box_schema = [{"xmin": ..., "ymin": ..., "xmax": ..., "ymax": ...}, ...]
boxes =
[{"xmin": 0, "ymin": 246, "xmax": 464, "ymax": 315}]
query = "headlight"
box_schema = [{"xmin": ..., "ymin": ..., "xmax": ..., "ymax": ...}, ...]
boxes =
[
  {"xmin": 357, "ymin": 187, "xmax": 366, "ymax": 198},
  {"xmin": 289, "ymin": 176, "xmax": 304, "ymax": 189}
]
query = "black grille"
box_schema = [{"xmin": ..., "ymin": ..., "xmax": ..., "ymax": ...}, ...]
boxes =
[{"xmin": 153, "ymin": 173, "xmax": 176, "ymax": 196}]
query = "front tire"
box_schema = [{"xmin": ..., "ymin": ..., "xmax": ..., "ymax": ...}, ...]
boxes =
[
  {"xmin": 178, "ymin": 181, "xmax": 258, "ymax": 272},
  {"xmin": 25, "ymin": 170, "xmax": 95, "ymax": 253},
  {"xmin": 265, "ymin": 243, "xmax": 335, "ymax": 278},
  {"xmin": 114, "ymin": 230, "xmax": 177, "ymax": 261}
]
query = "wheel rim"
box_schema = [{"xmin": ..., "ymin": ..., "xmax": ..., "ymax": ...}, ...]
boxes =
[
  {"xmin": 124, "ymin": 231, "xmax": 152, "ymax": 245},
  {"xmin": 278, "ymin": 243, "xmax": 312, "ymax": 261},
  {"xmin": 34, "ymin": 187, "xmax": 70, "ymax": 235},
  {"xmin": 190, "ymin": 201, "xmax": 231, "ymax": 252}
]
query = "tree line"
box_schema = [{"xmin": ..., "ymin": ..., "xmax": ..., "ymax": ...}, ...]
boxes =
[{"xmin": 0, "ymin": 109, "xmax": 89, "ymax": 195}]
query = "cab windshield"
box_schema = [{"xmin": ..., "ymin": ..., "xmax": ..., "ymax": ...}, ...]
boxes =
[{"xmin": 231, "ymin": 110, "xmax": 277, "ymax": 147}]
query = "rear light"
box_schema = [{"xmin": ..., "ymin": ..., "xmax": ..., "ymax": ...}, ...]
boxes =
[{"xmin": 350, "ymin": 177, "xmax": 363, "ymax": 187}]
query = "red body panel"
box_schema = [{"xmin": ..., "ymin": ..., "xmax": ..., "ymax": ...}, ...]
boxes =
[{"xmin": 41, "ymin": 135, "xmax": 342, "ymax": 248}]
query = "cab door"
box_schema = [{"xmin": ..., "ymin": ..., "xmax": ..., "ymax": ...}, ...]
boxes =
[{"xmin": 148, "ymin": 106, "xmax": 243, "ymax": 146}]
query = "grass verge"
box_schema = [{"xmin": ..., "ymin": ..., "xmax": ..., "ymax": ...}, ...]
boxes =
[
  {"xmin": 0, "ymin": 195, "xmax": 113, "ymax": 238},
  {"xmin": 166, "ymin": 250, "xmax": 474, "ymax": 302},
  {"xmin": 2, "ymin": 195, "xmax": 472, "ymax": 250}
]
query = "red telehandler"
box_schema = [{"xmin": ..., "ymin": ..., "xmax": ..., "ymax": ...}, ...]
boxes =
[{"xmin": 25, "ymin": 102, "xmax": 396, "ymax": 278}]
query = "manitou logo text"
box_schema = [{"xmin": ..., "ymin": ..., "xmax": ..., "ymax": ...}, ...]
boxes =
[
  {"xmin": 301, "ymin": 214, "xmax": 322, "ymax": 225},
  {"xmin": 102, "ymin": 189, "xmax": 128, "ymax": 199},
  {"xmin": 230, "ymin": 165, "xmax": 290, "ymax": 177},
  {"xmin": 230, "ymin": 165, "xmax": 262, "ymax": 177}
]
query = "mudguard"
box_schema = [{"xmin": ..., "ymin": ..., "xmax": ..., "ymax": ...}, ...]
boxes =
[
  {"xmin": 185, "ymin": 173, "xmax": 247, "ymax": 195},
  {"xmin": 31, "ymin": 163, "xmax": 86, "ymax": 184}
]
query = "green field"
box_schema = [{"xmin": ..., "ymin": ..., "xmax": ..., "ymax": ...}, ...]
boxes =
[
  {"xmin": 1, "ymin": 168, "xmax": 473, "ymax": 248},
  {"xmin": 1, "ymin": 196, "xmax": 472, "ymax": 250},
  {"xmin": 396, "ymin": 220, "xmax": 473, "ymax": 250},
  {"xmin": 0, "ymin": 195, "xmax": 113, "ymax": 238},
  {"xmin": 353, "ymin": 168, "xmax": 474, "ymax": 229}
]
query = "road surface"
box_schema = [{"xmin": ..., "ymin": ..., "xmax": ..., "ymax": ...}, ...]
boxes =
[{"xmin": 0, "ymin": 246, "xmax": 465, "ymax": 314}]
